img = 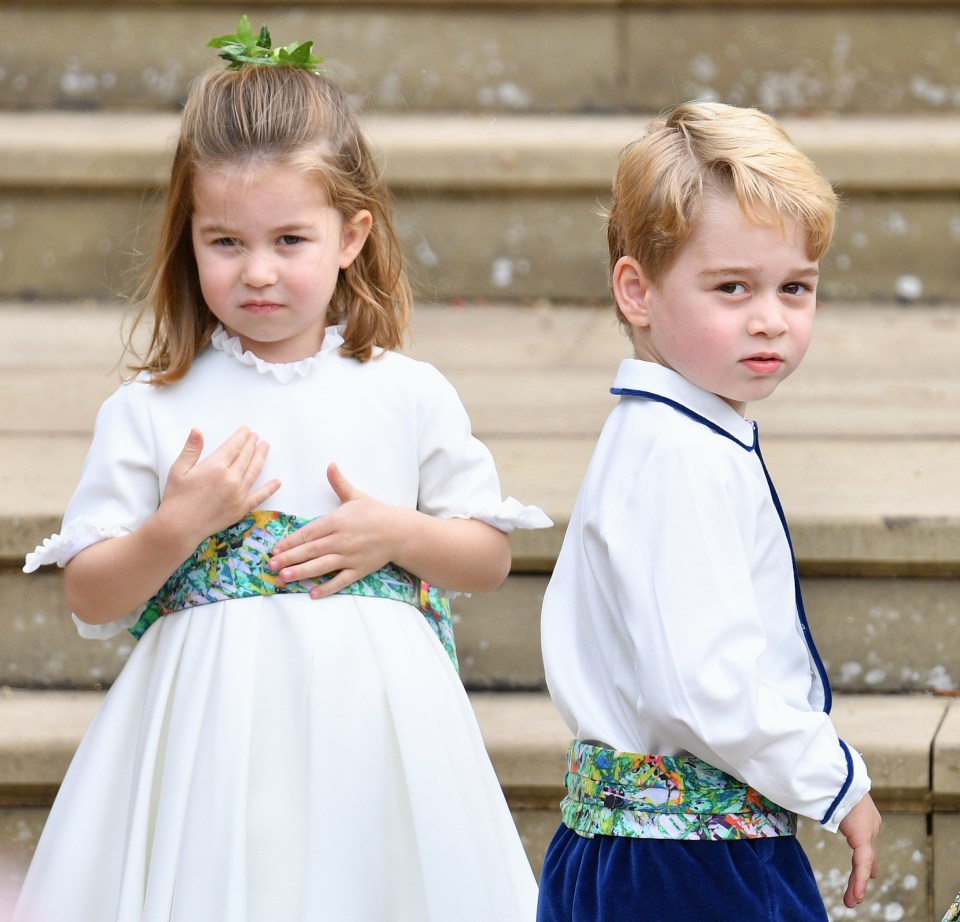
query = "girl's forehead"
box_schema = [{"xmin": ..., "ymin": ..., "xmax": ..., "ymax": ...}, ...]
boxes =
[
  {"xmin": 195, "ymin": 158, "xmax": 281, "ymax": 188},
  {"xmin": 192, "ymin": 160, "xmax": 330, "ymax": 204}
]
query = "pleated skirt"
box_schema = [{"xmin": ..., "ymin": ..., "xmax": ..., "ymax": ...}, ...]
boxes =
[{"xmin": 14, "ymin": 594, "xmax": 537, "ymax": 921}]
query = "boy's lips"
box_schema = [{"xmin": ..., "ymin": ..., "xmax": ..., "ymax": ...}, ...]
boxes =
[{"xmin": 740, "ymin": 353, "xmax": 783, "ymax": 374}]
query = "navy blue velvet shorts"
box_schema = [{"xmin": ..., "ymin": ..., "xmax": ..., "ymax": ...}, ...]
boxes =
[{"xmin": 536, "ymin": 824, "xmax": 828, "ymax": 922}]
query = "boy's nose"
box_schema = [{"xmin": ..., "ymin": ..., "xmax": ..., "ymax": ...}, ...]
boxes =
[{"xmin": 748, "ymin": 297, "xmax": 789, "ymax": 336}]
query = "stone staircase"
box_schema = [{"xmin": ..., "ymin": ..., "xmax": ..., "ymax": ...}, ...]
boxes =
[{"xmin": 4, "ymin": 1, "xmax": 960, "ymax": 920}]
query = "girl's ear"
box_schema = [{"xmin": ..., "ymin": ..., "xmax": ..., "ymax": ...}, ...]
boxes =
[
  {"xmin": 612, "ymin": 255, "xmax": 654, "ymax": 329},
  {"xmin": 339, "ymin": 209, "xmax": 374, "ymax": 268}
]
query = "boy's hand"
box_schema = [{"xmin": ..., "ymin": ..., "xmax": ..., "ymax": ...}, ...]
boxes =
[
  {"xmin": 838, "ymin": 792, "xmax": 882, "ymax": 908},
  {"xmin": 159, "ymin": 428, "xmax": 280, "ymax": 548},
  {"xmin": 270, "ymin": 463, "xmax": 405, "ymax": 597}
]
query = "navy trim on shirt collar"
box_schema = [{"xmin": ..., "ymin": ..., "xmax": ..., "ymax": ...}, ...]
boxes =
[{"xmin": 610, "ymin": 388, "xmax": 758, "ymax": 452}]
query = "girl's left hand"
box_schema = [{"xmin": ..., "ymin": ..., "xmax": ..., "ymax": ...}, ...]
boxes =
[{"xmin": 270, "ymin": 463, "xmax": 405, "ymax": 598}]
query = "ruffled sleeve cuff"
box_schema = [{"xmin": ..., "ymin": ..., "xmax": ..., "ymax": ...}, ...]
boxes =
[
  {"xmin": 23, "ymin": 518, "xmax": 130, "ymax": 573},
  {"xmin": 71, "ymin": 609, "xmax": 140, "ymax": 640},
  {"xmin": 464, "ymin": 496, "xmax": 553, "ymax": 533},
  {"xmin": 24, "ymin": 518, "xmax": 136, "ymax": 640}
]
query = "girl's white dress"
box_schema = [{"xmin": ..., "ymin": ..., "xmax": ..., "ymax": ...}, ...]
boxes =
[{"xmin": 17, "ymin": 326, "xmax": 547, "ymax": 922}]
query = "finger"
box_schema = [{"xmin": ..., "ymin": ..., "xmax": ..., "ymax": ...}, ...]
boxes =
[
  {"xmin": 272, "ymin": 536, "xmax": 334, "ymax": 574},
  {"xmin": 273, "ymin": 517, "xmax": 330, "ymax": 555},
  {"xmin": 238, "ymin": 440, "xmax": 271, "ymax": 489},
  {"xmin": 843, "ymin": 847, "xmax": 872, "ymax": 908},
  {"xmin": 248, "ymin": 478, "xmax": 282, "ymax": 510},
  {"xmin": 308, "ymin": 570, "xmax": 357, "ymax": 599},
  {"xmin": 327, "ymin": 462, "xmax": 360, "ymax": 504},
  {"xmin": 227, "ymin": 430, "xmax": 260, "ymax": 474},
  {"xmin": 170, "ymin": 428, "xmax": 204, "ymax": 477},
  {"xmin": 276, "ymin": 553, "xmax": 341, "ymax": 584},
  {"xmin": 210, "ymin": 426, "xmax": 254, "ymax": 465}
]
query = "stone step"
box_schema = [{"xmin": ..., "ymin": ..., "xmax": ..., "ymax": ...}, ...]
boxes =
[
  {"xmin": 2, "ymin": 301, "xmax": 960, "ymax": 696},
  {"xmin": 6, "ymin": 0, "xmax": 960, "ymax": 117},
  {"xmin": 0, "ymin": 687, "xmax": 954, "ymax": 920},
  {"xmin": 4, "ymin": 112, "xmax": 960, "ymax": 302},
  {"xmin": 10, "ymin": 567, "xmax": 960, "ymax": 698}
]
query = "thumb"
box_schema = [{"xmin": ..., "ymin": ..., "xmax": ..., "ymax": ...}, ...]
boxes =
[
  {"xmin": 172, "ymin": 428, "xmax": 204, "ymax": 474},
  {"xmin": 327, "ymin": 462, "xmax": 360, "ymax": 504}
]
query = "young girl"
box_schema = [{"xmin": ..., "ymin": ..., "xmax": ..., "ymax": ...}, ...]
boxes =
[{"xmin": 16, "ymin": 21, "xmax": 546, "ymax": 922}]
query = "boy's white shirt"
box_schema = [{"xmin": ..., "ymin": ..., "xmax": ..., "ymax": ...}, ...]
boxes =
[{"xmin": 541, "ymin": 358, "xmax": 870, "ymax": 832}]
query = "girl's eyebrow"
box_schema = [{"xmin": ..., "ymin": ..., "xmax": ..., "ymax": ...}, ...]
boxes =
[
  {"xmin": 193, "ymin": 219, "xmax": 315, "ymax": 235},
  {"xmin": 192, "ymin": 218, "xmax": 232, "ymax": 234}
]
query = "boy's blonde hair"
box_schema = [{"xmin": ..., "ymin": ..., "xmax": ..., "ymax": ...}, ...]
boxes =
[
  {"xmin": 131, "ymin": 66, "xmax": 410, "ymax": 384},
  {"xmin": 607, "ymin": 102, "xmax": 837, "ymax": 317}
]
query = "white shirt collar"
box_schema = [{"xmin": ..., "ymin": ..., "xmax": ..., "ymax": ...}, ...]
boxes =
[{"xmin": 611, "ymin": 359, "xmax": 757, "ymax": 450}]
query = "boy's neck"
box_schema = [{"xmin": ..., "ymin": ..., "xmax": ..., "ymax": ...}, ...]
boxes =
[{"xmin": 630, "ymin": 341, "xmax": 749, "ymax": 417}]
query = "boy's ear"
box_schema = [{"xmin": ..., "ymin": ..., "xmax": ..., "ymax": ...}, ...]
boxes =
[
  {"xmin": 612, "ymin": 256, "xmax": 655, "ymax": 328},
  {"xmin": 339, "ymin": 209, "xmax": 374, "ymax": 268}
]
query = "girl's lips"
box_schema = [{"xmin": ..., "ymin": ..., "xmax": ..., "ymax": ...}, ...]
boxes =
[
  {"xmin": 242, "ymin": 302, "xmax": 282, "ymax": 315},
  {"xmin": 741, "ymin": 355, "xmax": 783, "ymax": 375}
]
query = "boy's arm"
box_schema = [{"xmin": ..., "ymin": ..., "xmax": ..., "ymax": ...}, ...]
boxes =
[
  {"xmin": 270, "ymin": 463, "xmax": 511, "ymax": 595},
  {"xmin": 600, "ymin": 439, "xmax": 870, "ymax": 830}
]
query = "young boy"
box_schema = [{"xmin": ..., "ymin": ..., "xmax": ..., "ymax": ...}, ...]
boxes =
[{"xmin": 538, "ymin": 102, "xmax": 881, "ymax": 921}]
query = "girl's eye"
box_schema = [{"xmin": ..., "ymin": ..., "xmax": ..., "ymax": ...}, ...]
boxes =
[
  {"xmin": 278, "ymin": 234, "xmax": 303, "ymax": 246},
  {"xmin": 215, "ymin": 237, "xmax": 240, "ymax": 248},
  {"xmin": 718, "ymin": 282, "xmax": 747, "ymax": 296}
]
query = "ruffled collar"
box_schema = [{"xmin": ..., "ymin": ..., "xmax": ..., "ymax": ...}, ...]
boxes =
[{"xmin": 210, "ymin": 324, "xmax": 344, "ymax": 383}]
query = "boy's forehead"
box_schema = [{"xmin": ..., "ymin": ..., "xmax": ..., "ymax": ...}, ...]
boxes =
[{"xmin": 680, "ymin": 195, "xmax": 817, "ymax": 268}]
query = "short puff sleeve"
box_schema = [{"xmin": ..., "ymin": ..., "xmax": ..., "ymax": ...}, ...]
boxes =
[
  {"xmin": 23, "ymin": 380, "xmax": 160, "ymax": 638},
  {"xmin": 413, "ymin": 363, "xmax": 551, "ymax": 533}
]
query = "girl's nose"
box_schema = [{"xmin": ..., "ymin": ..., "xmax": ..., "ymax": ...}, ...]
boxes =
[{"xmin": 241, "ymin": 253, "xmax": 278, "ymax": 288}]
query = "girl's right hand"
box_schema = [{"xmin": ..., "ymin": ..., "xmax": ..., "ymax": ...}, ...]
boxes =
[
  {"xmin": 66, "ymin": 428, "xmax": 281, "ymax": 626},
  {"xmin": 157, "ymin": 428, "xmax": 282, "ymax": 548}
]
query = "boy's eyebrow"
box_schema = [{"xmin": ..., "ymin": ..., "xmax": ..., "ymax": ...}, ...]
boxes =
[{"xmin": 699, "ymin": 265, "xmax": 821, "ymax": 280}]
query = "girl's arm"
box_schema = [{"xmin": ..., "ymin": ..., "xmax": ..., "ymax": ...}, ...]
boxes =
[
  {"xmin": 66, "ymin": 427, "xmax": 281, "ymax": 624},
  {"xmin": 270, "ymin": 462, "xmax": 511, "ymax": 597}
]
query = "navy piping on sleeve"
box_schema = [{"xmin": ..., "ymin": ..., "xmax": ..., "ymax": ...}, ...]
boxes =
[
  {"xmin": 822, "ymin": 740, "xmax": 856, "ymax": 826},
  {"xmin": 610, "ymin": 387, "xmax": 833, "ymax": 714}
]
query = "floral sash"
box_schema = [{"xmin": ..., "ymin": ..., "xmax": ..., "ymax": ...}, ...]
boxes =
[
  {"xmin": 561, "ymin": 740, "xmax": 796, "ymax": 841},
  {"xmin": 129, "ymin": 510, "xmax": 458, "ymax": 671}
]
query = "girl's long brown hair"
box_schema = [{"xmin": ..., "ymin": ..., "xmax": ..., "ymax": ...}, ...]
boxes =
[{"xmin": 130, "ymin": 66, "xmax": 410, "ymax": 384}]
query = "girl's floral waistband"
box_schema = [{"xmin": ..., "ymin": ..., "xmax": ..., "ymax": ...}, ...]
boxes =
[
  {"xmin": 130, "ymin": 509, "xmax": 458, "ymax": 670},
  {"xmin": 561, "ymin": 739, "xmax": 796, "ymax": 841}
]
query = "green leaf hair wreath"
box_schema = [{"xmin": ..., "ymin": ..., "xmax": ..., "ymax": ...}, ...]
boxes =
[{"xmin": 208, "ymin": 15, "xmax": 324, "ymax": 73}]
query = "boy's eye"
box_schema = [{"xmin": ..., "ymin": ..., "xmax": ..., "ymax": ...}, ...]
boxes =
[
  {"xmin": 718, "ymin": 282, "xmax": 747, "ymax": 295},
  {"xmin": 782, "ymin": 282, "xmax": 810, "ymax": 296}
]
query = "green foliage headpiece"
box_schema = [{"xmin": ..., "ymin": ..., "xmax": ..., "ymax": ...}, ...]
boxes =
[{"xmin": 208, "ymin": 15, "xmax": 324, "ymax": 73}]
